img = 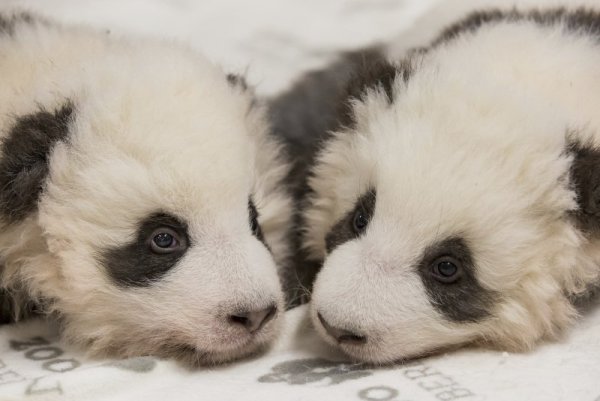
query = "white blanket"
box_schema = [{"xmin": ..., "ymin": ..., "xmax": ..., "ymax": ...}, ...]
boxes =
[
  {"xmin": 1, "ymin": 301, "xmax": 600, "ymax": 401},
  {"xmin": 1, "ymin": 0, "xmax": 599, "ymax": 400}
]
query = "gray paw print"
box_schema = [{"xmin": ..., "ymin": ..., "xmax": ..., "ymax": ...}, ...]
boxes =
[
  {"xmin": 259, "ymin": 358, "xmax": 372, "ymax": 385},
  {"xmin": 103, "ymin": 356, "xmax": 157, "ymax": 373}
]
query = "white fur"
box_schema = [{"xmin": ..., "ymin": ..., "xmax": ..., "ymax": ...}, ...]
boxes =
[
  {"xmin": 305, "ymin": 8, "xmax": 600, "ymax": 363},
  {"xmin": 0, "ymin": 12, "xmax": 293, "ymax": 365}
]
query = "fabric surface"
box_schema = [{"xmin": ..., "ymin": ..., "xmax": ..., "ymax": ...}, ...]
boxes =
[
  {"xmin": 1, "ymin": 0, "xmax": 438, "ymax": 96},
  {"xmin": 0, "ymin": 0, "xmax": 599, "ymax": 400},
  {"xmin": 1, "ymin": 301, "xmax": 600, "ymax": 401}
]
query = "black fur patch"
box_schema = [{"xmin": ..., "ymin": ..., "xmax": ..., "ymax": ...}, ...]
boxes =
[
  {"xmin": 226, "ymin": 73, "xmax": 249, "ymax": 91},
  {"xmin": 433, "ymin": 9, "xmax": 509, "ymax": 44},
  {"xmin": 568, "ymin": 140, "xmax": 600, "ymax": 235},
  {"xmin": 417, "ymin": 237, "xmax": 497, "ymax": 323},
  {"xmin": 434, "ymin": 7, "xmax": 600, "ymax": 45},
  {"xmin": 0, "ymin": 288, "xmax": 15, "ymax": 324},
  {"xmin": 269, "ymin": 49, "xmax": 380, "ymax": 306},
  {"xmin": 101, "ymin": 213, "xmax": 190, "ymax": 287},
  {"xmin": 270, "ymin": 48, "xmax": 390, "ymax": 182},
  {"xmin": 0, "ymin": 287, "xmax": 41, "ymax": 324},
  {"xmin": 0, "ymin": 12, "xmax": 35, "ymax": 35},
  {"xmin": 249, "ymin": 197, "xmax": 268, "ymax": 249},
  {"xmin": 337, "ymin": 54, "xmax": 409, "ymax": 129},
  {"xmin": 269, "ymin": 48, "xmax": 407, "ymax": 203},
  {"xmin": 269, "ymin": 48, "xmax": 407, "ymax": 306},
  {"xmin": 0, "ymin": 102, "xmax": 74, "ymax": 224},
  {"xmin": 325, "ymin": 189, "xmax": 376, "ymax": 254}
]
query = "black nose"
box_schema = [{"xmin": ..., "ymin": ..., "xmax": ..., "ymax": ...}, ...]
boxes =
[
  {"xmin": 229, "ymin": 305, "xmax": 277, "ymax": 333},
  {"xmin": 317, "ymin": 312, "xmax": 367, "ymax": 345}
]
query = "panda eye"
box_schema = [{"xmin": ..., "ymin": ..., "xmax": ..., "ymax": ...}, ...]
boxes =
[
  {"xmin": 431, "ymin": 256, "xmax": 462, "ymax": 283},
  {"xmin": 148, "ymin": 228, "xmax": 185, "ymax": 254},
  {"xmin": 351, "ymin": 208, "xmax": 370, "ymax": 234}
]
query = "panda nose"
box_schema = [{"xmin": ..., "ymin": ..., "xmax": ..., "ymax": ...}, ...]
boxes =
[
  {"xmin": 228, "ymin": 305, "xmax": 277, "ymax": 333},
  {"xmin": 317, "ymin": 312, "xmax": 367, "ymax": 345}
]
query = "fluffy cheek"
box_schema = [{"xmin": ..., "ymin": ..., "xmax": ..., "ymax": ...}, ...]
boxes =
[
  {"xmin": 47, "ymin": 240, "xmax": 284, "ymax": 363},
  {"xmin": 310, "ymin": 244, "xmax": 479, "ymax": 364}
]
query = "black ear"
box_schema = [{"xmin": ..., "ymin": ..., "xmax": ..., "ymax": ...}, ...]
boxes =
[
  {"xmin": 0, "ymin": 102, "xmax": 73, "ymax": 223},
  {"xmin": 336, "ymin": 49, "xmax": 410, "ymax": 130},
  {"xmin": 569, "ymin": 139, "xmax": 600, "ymax": 234}
]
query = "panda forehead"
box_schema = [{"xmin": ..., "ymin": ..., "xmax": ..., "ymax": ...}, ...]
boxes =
[
  {"xmin": 71, "ymin": 49, "xmax": 256, "ymax": 163},
  {"xmin": 68, "ymin": 107, "xmax": 256, "ymax": 201},
  {"xmin": 319, "ymin": 86, "xmax": 560, "ymax": 226},
  {"xmin": 327, "ymin": 148, "xmax": 532, "ymax": 255},
  {"xmin": 79, "ymin": 98, "xmax": 253, "ymax": 160},
  {"xmin": 37, "ymin": 124, "xmax": 258, "ymax": 241}
]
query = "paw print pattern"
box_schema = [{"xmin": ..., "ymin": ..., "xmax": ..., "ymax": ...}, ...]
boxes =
[{"xmin": 258, "ymin": 358, "xmax": 372, "ymax": 385}]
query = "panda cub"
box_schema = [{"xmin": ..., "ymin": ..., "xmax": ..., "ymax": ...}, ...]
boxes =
[
  {"xmin": 272, "ymin": 7, "xmax": 600, "ymax": 363},
  {"xmin": 0, "ymin": 12, "xmax": 293, "ymax": 365}
]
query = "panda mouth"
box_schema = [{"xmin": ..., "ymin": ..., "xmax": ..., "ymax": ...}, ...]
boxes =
[
  {"xmin": 167, "ymin": 343, "xmax": 209, "ymax": 363},
  {"xmin": 164, "ymin": 335, "xmax": 268, "ymax": 367},
  {"xmin": 154, "ymin": 311, "xmax": 280, "ymax": 366}
]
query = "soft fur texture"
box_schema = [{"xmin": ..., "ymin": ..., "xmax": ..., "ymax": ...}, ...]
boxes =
[
  {"xmin": 279, "ymin": 6, "xmax": 600, "ymax": 363},
  {"xmin": 0, "ymin": 12, "xmax": 293, "ymax": 365},
  {"xmin": 268, "ymin": 48, "xmax": 392, "ymax": 306}
]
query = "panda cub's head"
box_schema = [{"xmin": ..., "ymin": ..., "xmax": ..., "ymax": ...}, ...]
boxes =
[
  {"xmin": 0, "ymin": 15, "xmax": 291, "ymax": 365},
  {"xmin": 303, "ymin": 15, "xmax": 600, "ymax": 363}
]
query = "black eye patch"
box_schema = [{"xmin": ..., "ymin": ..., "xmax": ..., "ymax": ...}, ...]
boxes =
[
  {"xmin": 325, "ymin": 189, "xmax": 376, "ymax": 254},
  {"xmin": 101, "ymin": 213, "xmax": 190, "ymax": 287},
  {"xmin": 417, "ymin": 236, "xmax": 498, "ymax": 323}
]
